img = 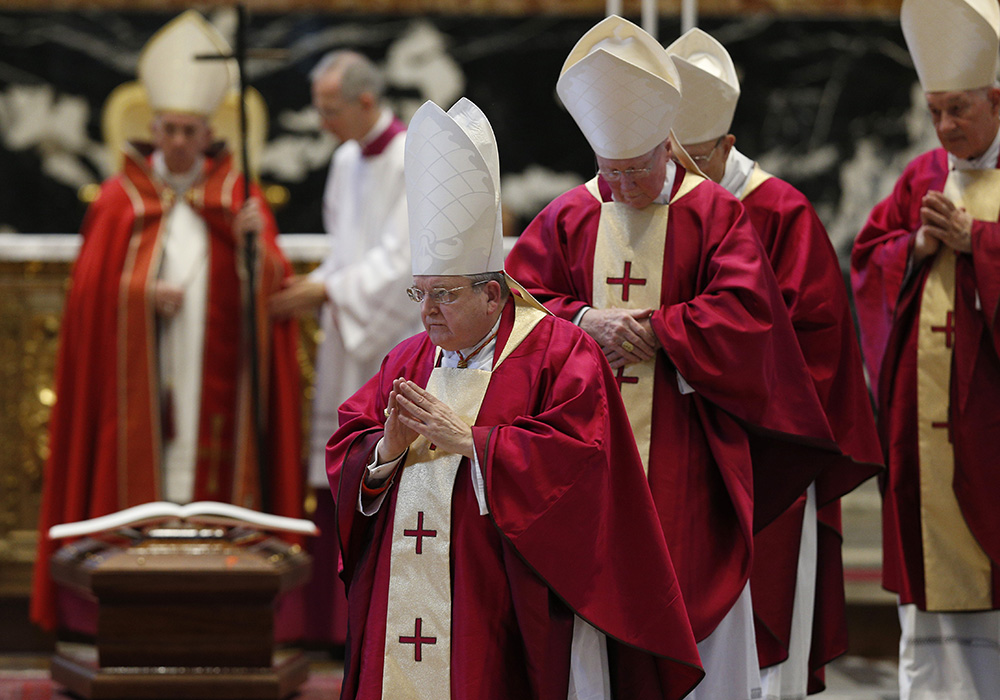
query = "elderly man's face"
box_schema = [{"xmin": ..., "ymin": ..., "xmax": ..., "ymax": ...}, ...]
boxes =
[
  {"xmin": 412, "ymin": 275, "xmax": 501, "ymax": 352},
  {"xmin": 596, "ymin": 140, "xmax": 671, "ymax": 210},
  {"xmin": 313, "ymin": 70, "xmax": 368, "ymax": 142},
  {"xmin": 926, "ymin": 87, "xmax": 1000, "ymax": 160},
  {"xmin": 151, "ymin": 112, "xmax": 212, "ymax": 174}
]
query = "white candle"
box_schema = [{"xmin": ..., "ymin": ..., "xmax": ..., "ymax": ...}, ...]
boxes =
[
  {"xmin": 681, "ymin": 0, "xmax": 698, "ymax": 33},
  {"xmin": 642, "ymin": 0, "xmax": 658, "ymax": 39}
]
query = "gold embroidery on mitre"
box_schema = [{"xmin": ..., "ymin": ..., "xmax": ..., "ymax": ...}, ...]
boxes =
[{"xmin": 916, "ymin": 169, "xmax": 999, "ymax": 611}]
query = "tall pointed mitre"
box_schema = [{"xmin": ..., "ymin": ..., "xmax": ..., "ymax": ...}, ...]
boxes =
[
  {"xmin": 902, "ymin": 0, "xmax": 1000, "ymax": 92},
  {"xmin": 557, "ymin": 15, "xmax": 682, "ymax": 160},
  {"xmin": 138, "ymin": 10, "xmax": 234, "ymax": 116},
  {"xmin": 406, "ymin": 98, "xmax": 505, "ymax": 276},
  {"xmin": 666, "ymin": 28, "xmax": 741, "ymax": 145}
]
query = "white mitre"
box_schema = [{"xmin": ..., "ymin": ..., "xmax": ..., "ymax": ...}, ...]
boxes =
[
  {"xmin": 902, "ymin": 0, "xmax": 1000, "ymax": 92},
  {"xmin": 406, "ymin": 98, "xmax": 505, "ymax": 276},
  {"xmin": 138, "ymin": 10, "xmax": 234, "ymax": 116},
  {"xmin": 666, "ymin": 28, "xmax": 740, "ymax": 145},
  {"xmin": 557, "ymin": 15, "xmax": 682, "ymax": 160}
]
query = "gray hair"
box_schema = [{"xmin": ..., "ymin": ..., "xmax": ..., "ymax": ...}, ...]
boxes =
[
  {"xmin": 467, "ymin": 271, "xmax": 510, "ymax": 301},
  {"xmin": 310, "ymin": 50, "xmax": 385, "ymax": 102}
]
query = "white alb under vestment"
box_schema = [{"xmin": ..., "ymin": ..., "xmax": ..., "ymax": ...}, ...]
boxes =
[
  {"xmin": 687, "ymin": 582, "xmax": 763, "ymax": 700},
  {"xmin": 898, "ymin": 603, "xmax": 1000, "ymax": 700},
  {"xmin": 718, "ymin": 148, "xmax": 820, "ymax": 700},
  {"xmin": 307, "ymin": 109, "xmax": 422, "ymax": 487}
]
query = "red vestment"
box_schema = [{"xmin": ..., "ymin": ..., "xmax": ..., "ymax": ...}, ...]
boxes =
[
  {"xmin": 329, "ymin": 299, "xmax": 704, "ymax": 700},
  {"xmin": 31, "ymin": 144, "xmax": 303, "ymax": 631},
  {"xmin": 743, "ymin": 176, "xmax": 882, "ymax": 691},
  {"xmin": 506, "ymin": 170, "xmax": 857, "ymax": 642},
  {"xmin": 851, "ymin": 148, "xmax": 1000, "ymax": 610}
]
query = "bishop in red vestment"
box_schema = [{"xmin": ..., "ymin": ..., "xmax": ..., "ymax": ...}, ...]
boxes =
[
  {"xmin": 852, "ymin": 130, "xmax": 1000, "ymax": 609},
  {"xmin": 508, "ymin": 17, "xmax": 866, "ymax": 699},
  {"xmin": 852, "ymin": 0, "xmax": 1000, "ymax": 696},
  {"xmin": 666, "ymin": 28, "xmax": 882, "ymax": 697},
  {"xmin": 331, "ymin": 293, "xmax": 703, "ymax": 700}
]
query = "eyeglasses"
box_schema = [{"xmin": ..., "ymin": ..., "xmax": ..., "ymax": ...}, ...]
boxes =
[
  {"xmin": 406, "ymin": 280, "xmax": 488, "ymax": 305},
  {"xmin": 688, "ymin": 137, "xmax": 725, "ymax": 163},
  {"xmin": 598, "ymin": 166, "xmax": 654, "ymax": 182}
]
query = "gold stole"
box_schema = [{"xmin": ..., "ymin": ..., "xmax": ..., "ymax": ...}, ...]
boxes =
[
  {"xmin": 917, "ymin": 168, "xmax": 1000, "ymax": 610},
  {"xmin": 739, "ymin": 162, "xmax": 772, "ymax": 200},
  {"xmin": 587, "ymin": 172, "xmax": 703, "ymax": 472},
  {"xmin": 381, "ymin": 296, "xmax": 547, "ymax": 698}
]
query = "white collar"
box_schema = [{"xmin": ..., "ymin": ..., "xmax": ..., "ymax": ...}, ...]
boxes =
[
  {"xmin": 653, "ymin": 160, "xmax": 678, "ymax": 204},
  {"xmin": 718, "ymin": 147, "xmax": 756, "ymax": 198},
  {"xmin": 359, "ymin": 108, "xmax": 393, "ymax": 148}
]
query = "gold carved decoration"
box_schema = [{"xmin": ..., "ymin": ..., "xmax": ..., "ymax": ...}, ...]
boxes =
[{"xmin": 0, "ymin": 260, "xmax": 66, "ymax": 596}]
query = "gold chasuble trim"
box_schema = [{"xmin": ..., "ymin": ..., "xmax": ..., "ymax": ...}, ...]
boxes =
[
  {"xmin": 916, "ymin": 169, "xmax": 1000, "ymax": 611},
  {"xmin": 382, "ymin": 297, "xmax": 547, "ymax": 698},
  {"xmin": 739, "ymin": 163, "xmax": 773, "ymax": 201},
  {"xmin": 586, "ymin": 172, "xmax": 703, "ymax": 473}
]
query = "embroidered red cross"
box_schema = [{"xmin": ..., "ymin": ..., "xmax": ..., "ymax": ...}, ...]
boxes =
[
  {"xmin": 607, "ymin": 261, "xmax": 647, "ymax": 302},
  {"xmin": 931, "ymin": 311, "xmax": 956, "ymax": 348},
  {"xmin": 403, "ymin": 511, "xmax": 437, "ymax": 554},
  {"xmin": 614, "ymin": 367, "xmax": 639, "ymax": 390},
  {"xmin": 399, "ymin": 617, "xmax": 437, "ymax": 662}
]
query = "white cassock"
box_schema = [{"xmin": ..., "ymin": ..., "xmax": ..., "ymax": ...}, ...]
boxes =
[{"xmin": 307, "ymin": 109, "xmax": 423, "ymax": 488}]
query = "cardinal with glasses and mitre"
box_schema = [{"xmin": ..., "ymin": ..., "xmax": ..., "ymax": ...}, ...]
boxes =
[
  {"xmin": 31, "ymin": 10, "xmax": 302, "ymax": 632},
  {"xmin": 327, "ymin": 96, "xmax": 704, "ymax": 700},
  {"xmin": 506, "ymin": 15, "xmax": 870, "ymax": 700}
]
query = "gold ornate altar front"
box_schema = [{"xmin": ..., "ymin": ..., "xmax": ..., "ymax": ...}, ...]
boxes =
[
  {"xmin": 0, "ymin": 237, "xmax": 323, "ymax": 611},
  {"xmin": 0, "ymin": 259, "xmax": 63, "ymax": 599}
]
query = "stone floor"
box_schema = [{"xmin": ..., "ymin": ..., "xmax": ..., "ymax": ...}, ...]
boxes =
[{"xmin": 823, "ymin": 656, "xmax": 899, "ymax": 700}]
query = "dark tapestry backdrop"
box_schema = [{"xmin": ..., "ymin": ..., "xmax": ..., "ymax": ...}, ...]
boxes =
[{"xmin": 0, "ymin": 9, "xmax": 933, "ymax": 256}]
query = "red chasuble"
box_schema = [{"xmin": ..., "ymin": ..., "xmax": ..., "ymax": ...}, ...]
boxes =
[
  {"xmin": 329, "ymin": 300, "xmax": 704, "ymax": 700},
  {"xmin": 506, "ymin": 169, "xmax": 855, "ymax": 642},
  {"xmin": 31, "ymin": 144, "xmax": 303, "ymax": 631},
  {"xmin": 852, "ymin": 147, "xmax": 1000, "ymax": 611},
  {"xmin": 742, "ymin": 176, "xmax": 882, "ymax": 691}
]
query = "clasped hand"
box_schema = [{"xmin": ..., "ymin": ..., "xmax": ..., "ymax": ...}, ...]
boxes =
[
  {"xmin": 914, "ymin": 190, "xmax": 973, "ymax": 262},
  {"xmin": 379, "ymin": 378, "xmax": 475, "ymax": 462},
  {"xmin": 579, "ymin": 307, "xmax": 660, "ymax": 370}
]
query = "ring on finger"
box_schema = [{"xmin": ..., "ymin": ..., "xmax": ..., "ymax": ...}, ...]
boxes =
[{"xmin": 622, "ymin": 340, "xmax": 635, "ymax": 353}]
